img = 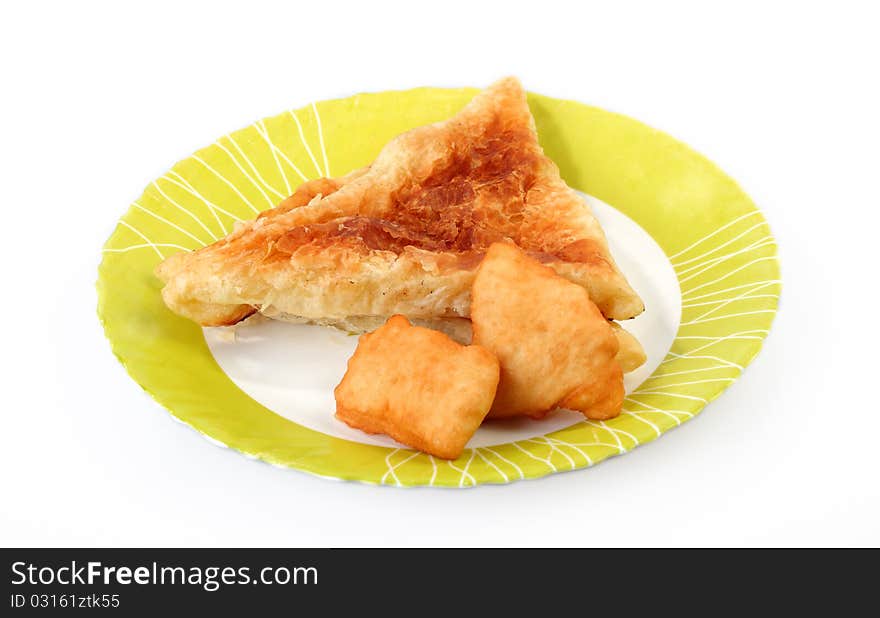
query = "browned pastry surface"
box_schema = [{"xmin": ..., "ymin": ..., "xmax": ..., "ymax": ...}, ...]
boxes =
[{"xmin": 156, "ymin": 77, "xmax": 643, "ymax": 326}]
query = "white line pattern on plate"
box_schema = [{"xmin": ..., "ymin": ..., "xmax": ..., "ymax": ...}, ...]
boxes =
[
  {"xmin": 675, "ymin": 330, "xmax": 769, "ymax": 342},
  {"xmin": 511, "ymin": 442, "xmax": 557, "ymax": 472},
  {"xmin": 528, "ymin": 437, "xmax": 576, "ymax": 468},
  {"xmin": 677, "ymin": 239, "xmax": 776, "ymax": 284},
  {"xmin": 549, "ymin": 436, "xmax": 604, "ymax": 462},
  {"xmin": 103, "ymin": 243, "xmax": 191, "ymax": 254},
  {"xmin": 161, "ymin": 173, "xmax": 227, "ymax": 235},
  {"xmin": 254, "ymin": 120, "xmax": 309, "ymax": 185},
  {"xmin": 151, "ymin": 180, "xmax": 219, "ymax": 240},
  {"xmin": 681, "ymin": 293, "xmax": 779, "ymax": 310},
  {"xmin": 630, "ymin": 391, "xmax": 708, "ymax": 404},
  {"xmin": 672, "ymin": 220, "xmax": 770, "ymax": 267},
  {"xmin": 646, "ymin": 364, "xmax": 741, "ymax": 379},
  {"xmin": 621, "ymin": 410, "xmax": 662, "ymax": 436},
  {"xmin": 166, "ymin": 171, "xmax": 244, "ymax": 225},
  {"xmin": 290, "ymin": 109, "xmax": 324, "ymax": 177},
  {"xmin": 428, "ymin": 455, "xmax": 438, "ymax": 486},
  {"xmin": 311, "ymin": 102, "xmax": 330, "ymax": 176},
  {"xmin": 215, "ymin": 139, "xmax": 277, "ymax": 208},
  {"xmin": 681, "ymin": 257, "xmax": 779, "ymax": 297},
  {"xmin": 192, "ymin": 154, "xmax": 261, "ymax": 214},
  {"xmin": 447, "ymin": 457, "xmax": 476, "ymax": 487},
  {"xmin": 680, "ymin": 309, "xmax": 778, "ymax": 326},
  {"xmin": 459, "ymin": 449, "xmax": 477, "ymax": 487},
  {"xmin": 679, "ymin": 280, "xmax": 782, "ymax": 303},
  {"xmin": 586, "ymin": 419, "xmax": 638, "ymax": 449},
  {"xmin": 256, "ymin": 120, "xmax": 293, "ymax": 193},
  {"xmin": 661, "ymin": 352, "xmax": 744, "ymax": 368},
  {"xmin": 475, "ymin": 448, "xmax": 509, "ymax": 482},
  {"xmin": 381, "ymin": 448, "xmax": 402, "ymax": 486},
  {"xmin": 131, "ymin": 202, "xmax": 208, "ymax": 245},
  {"xmin": 116, "ymin": 220, "xmax": 168, "ymax": 258},
  {"xmin": 668, "ymin": 211, "xmax": 761, "ymax": 260},
  {"xmin": 626, "ymin": 399, "xmax": 694, "ymax": 420},
  {"xmin": 482, "ymin": 447, "xmax": 525, "ymax": 479},
  {"xmin": 685, "ymin": 281, "xmax": 779, "ymax": 322},
  {"xmin": 382, "ymin": 449, "xmax": 422, "ymax": 486},
  {"xmin": 225, "ymin": 134, "xmax": 287, "ymax": 200}
]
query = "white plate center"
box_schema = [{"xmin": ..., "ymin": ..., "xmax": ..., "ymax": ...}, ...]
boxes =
[{"xmin": 204, "ymin": 195, "xmax": 681, "ymax": 448}]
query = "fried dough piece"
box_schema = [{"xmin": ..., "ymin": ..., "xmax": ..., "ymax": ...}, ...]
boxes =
[
  {"xmin": 156, "ymin": 77, "xmax": 643, "ymax": 326},
  {"xmin": 471, "ymin": 243, "xmax": 624, "ymax": 420},
  {"xmin": 610, "ymin": 321, "xmax": 647, "ymax": 373},
  {"xmin": 334, "ymin": 315, "xmax": 499, "ymax": 459}
]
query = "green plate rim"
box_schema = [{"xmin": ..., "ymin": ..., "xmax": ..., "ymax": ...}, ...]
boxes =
[{"xmin": 97, "ymin": 85, "xmax": 780, "ymax": 487}]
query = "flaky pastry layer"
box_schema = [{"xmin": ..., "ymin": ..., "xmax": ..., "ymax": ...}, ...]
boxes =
[{"xmin": 156, "ymin": 77, "xmax": 644, "ymax": 326}]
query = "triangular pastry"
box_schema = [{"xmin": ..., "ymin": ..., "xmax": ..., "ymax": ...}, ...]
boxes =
[{"xmin": 156, "ymin": 77, "xmax": 644, "ymax": 327}]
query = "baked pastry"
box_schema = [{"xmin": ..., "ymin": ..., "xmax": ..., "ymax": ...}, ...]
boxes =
[
  {"xmin": 471, "ymin": 243, "xmax": 624, "ymax": 420},
  {"xmin": 610, "ymin": 322, "xmax": 647, "ymax": 373},
  {"xmin": 334, "ymin": 315, "xmax": 499, "ymax": 459},
  {"xmin": 156, "ymin": 77, "xmax": 644, "ymax": 327}
]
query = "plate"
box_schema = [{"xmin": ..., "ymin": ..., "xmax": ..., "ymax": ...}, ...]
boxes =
[{"xmin": 97, "ymin": 86, "xmax": 780, "ymax": 486}]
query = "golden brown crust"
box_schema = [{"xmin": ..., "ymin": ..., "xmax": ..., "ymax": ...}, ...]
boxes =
[
  {"xmin": 333, "ymin": 315, "xmax": 499, "ymax": 460},
  {"xmin": 609, "ymin": 321, "xmax": 647, "ymax": 373},
  {"xmin": 471, "ymin": 243, "xmax": 624, "ymax": 420},
  {"xmin": 156, "ymin": 77, "xmax": 643, "ymax": 326},
  {"xmin": 558, "ymin": 363, "xmax": 625, "ymax": 420}
]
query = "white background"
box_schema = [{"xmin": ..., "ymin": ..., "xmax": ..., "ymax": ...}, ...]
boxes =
[{"xmin": 1, "ymin": 1, "xmax": 877, "ymax": 547}]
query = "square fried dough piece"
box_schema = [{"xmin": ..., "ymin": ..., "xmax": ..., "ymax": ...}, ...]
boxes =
[
  {"xmin": 472, "ymin": 243, "xmax": 624, "ymax": 420},
  {"xmin": 334, "ymin": 315, "xmax": 500, "ymax": 459}
]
